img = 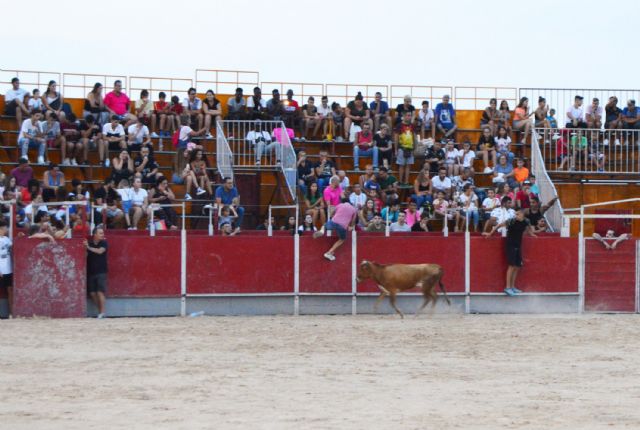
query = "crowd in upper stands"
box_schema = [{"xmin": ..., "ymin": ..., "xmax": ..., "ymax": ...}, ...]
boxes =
[{"xmin": 6, "ymin": 75, "xmax": 640, "ymax": 234}]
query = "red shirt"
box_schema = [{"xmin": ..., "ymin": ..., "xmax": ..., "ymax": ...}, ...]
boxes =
[
  {"xmin": 356, "ymin": 130, "xmax": 373, "ymax": 150},
  {"xmin": 284, "ymin": 99, "xmax": 299, "ymax": 112},
  {"xmin": 516, "ymin": 190, "xmax": 532, "ymax": 208},
  {"xmin": 104, "ymin": 91, "xmax": 130, "ymax": 115},
  {"xmin": 154, "ymin": 100, "xmax": 168, "ymax": 113},
  {"xmin": 170, "ymin": 103, "xmax": 183, "ymax": 115}
]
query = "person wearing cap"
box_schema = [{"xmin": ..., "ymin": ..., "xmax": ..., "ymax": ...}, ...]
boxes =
[
  {"xmin": 266, "ymin": 89, "xmax": 284, "ymax": 121},
  {"xmin": 566, "ymin": 95, "xmax": 587, "ymax": 129},
  {"xmin": 282, "ymin": 89, "xmax": 301, "ymax": 130},
  {"xmin": 4, "ymin": 77, "xmax": 30, "ymax": 127},
  {"xmin": 10, "ymin": 157, "xmax": 34, "ymax": 188},
  {"xmin": 515, "ymin": 180, "xmax": 533, "ymax": 209},
  {"xmin": 226, "ymin": 88, "xmax": 247, "ymax": 120},
  {"xmin": 622, "ymin": 99, "xmax": 640, "ymax": 131},
  {"xmin": 586, "ymin": 98, "xmax": 603, "ymax": 129}
]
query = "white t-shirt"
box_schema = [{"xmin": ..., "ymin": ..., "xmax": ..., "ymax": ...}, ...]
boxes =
[
  {"xmin": 246, "ymin": 97, "xmax": 267, "ymax": 109},
  {"xmin": 418, "ymin": 108, "xmax": 434, "ymax": 124},
  {"xmin": 317, "ymin": 104, "xmax": 332, "ymax": 116},
  {"xmin": 102, "ymin": 123, "xmax": 125, "ymax": 137},
  {"xmin": 0, "ymin": 236, "xmax": 12, "ymax": 275},
  {"xmin": 182, "ymin": 97, "xmax": 202, "ymax": 111},
  {"xmin": 117, "ymin": 187, "xmax": 131, "ymax": 202},
  {"xmin": 586, "ymin": 105, "xmax": 603, "ymax": 117},
  {"xmin": 5, "ymin": 88, "xmax": 28, "ymax": 103},
  {"xmin": 245, "ymin": 130, "xmax": 272, "ymax": 145},
  {"xmin": 20, "ymin": 118, "xmax": 40, "ymax": 139},
  {"xmin": 127, "ymin": 124, "xmax": 149, "ymax": 143},
  {"xmin": 490, "ymin": 207, "xmax": 515, "ymax": 234},
  {"xmin": 458, "ymin": 192, "xmax": 478, "ymax": 211},
  {"xmin": 460, "ymin": 150, "xmax": 476, "ymax": 168},
  {"xmin": 494, "ymin": 136, "xmax": 511, "ymax": 152},
  {"xmin": 339, "ymin": 177, "xmax": 350, "ymax": 190},
  {"xmin": 28, "ymin": 98, "xmax": 44, "ymax": 111},
  {"xmin": 432, "ymin": 176, "xmax": 452, "ymax": 191},
  {"xmin": 129, "ymin": 187, "xmax": 148, "ymax": 206},
  {"xmin": 179, "ymin": 125, "xmax": 193, "ymax": 141},
  {"xmin": 349, "ymin": 192, "xmax": 367, "ymax": 208},
  {"xmin": 566, "ymin": 105, "xmax": 584, "ymax": 123},
  {"xmin": 445, "ymin": 148, "xmax": 459, "ymax": 163},
  {"xmin": 482, "ymin": 197, "xmax": 501, "ymax": 211}
]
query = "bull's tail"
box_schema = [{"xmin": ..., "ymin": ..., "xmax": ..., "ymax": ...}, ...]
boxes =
[{"xmin": 439, "ymin": 279, "xmax": 451, "ymax": 305}]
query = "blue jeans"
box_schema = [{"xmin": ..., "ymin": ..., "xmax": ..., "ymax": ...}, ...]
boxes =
[
  {"xmin": 462, "ymin": 209, "xmax": 479, "ymax": 229},
  {"xmin": 19, "ymin": 137, "xmax": 45, "ymax": 158},
  {"xmin": 411, "ymin": 194, "xmax": 433, "ymax": 208},
  {"xmin": 298, "ymin": 180, "xmax": 308, "ymax": 197},
  {"xmin": 317, "ymin": 177, "xmax": 330, "ymax": 192},
  {"xmin": 353, "ymin": 146, "xmax": 379, "ymax": 169},
  {"xmin": 234, "ymin": 206, "xmax": 245, "ymax": 228},
  {"xmin": 325, "ymin": 220, "xmax": 347, "ymax": 240}
]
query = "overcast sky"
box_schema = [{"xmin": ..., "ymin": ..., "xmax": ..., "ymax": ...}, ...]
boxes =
[{"xmin": 2, "ymin": 0, "xmax": 637, "ymax": 93}]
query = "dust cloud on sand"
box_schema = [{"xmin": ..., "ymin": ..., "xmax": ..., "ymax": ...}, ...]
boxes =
[{"xmin": 1, "ymin": 314, "xmax": 639, "ymax": 429}]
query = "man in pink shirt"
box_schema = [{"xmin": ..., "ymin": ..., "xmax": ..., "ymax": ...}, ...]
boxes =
[
  {"xmin": 323, "ymin": 175, "xmax": 343, "ymax": 217},
  {"xmin": 313, "ymin": 197, "xmax": 357, "ymax": 261},
  {"xmin": 104, "ymin": 80, "xmax": 136, "ymax": 124}
]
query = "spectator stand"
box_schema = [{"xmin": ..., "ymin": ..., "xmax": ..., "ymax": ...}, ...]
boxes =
[{"xmin": 128, "ymin": 76, "xmax": 193, "ymax": 103}]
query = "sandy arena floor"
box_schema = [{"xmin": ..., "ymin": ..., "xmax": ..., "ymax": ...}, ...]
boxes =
[{"xmin": 1, "ymin": 314, "xmax": 640, "ymax": 429}]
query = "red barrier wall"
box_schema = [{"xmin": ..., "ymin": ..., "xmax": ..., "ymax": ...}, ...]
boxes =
[
  {"xmin": 471, "ymin": 236, "xmax": 579, "ymax": 293},
  {"xmin": 187, "ymin": 236, "xmax": 294, "ymax": 294},
  {"xmin": 107, "ymin": 236, "xmax": 181, "ymax": 297},
  {"xmin": 357, "ymin": 234, "xmax": 465, "ymax": 293},
  {"xmin": 299, "ymin": 235, "xmax": 352, "ymax": 293},
  {"xmin": 585, "ymin": 240, "xmax": 636, "ymax": 312},
  {"xmin": 13, "ymin": 238, "xmax": 86, "ymax": 318}
]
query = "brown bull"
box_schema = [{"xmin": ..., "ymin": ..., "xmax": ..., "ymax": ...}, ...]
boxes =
[{"xmin": 356, "ymin": 260, "xmax": 450, "ymax": 318}]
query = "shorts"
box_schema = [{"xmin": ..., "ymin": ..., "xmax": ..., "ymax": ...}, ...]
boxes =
[
  {"xmin": 108, "ymin": 140, "xmax": 123, "ymax": 151},
  {"xmin": 105, "ymin": 208, "xmax": 123, "ymax": 218},
  {"xmin": 0, "ymin": 273, "xmax": 13, "ymax": 289},
  {"xmin": 172, "ymin": 173, "xmax": 184, "ymax": 185},
  {"xmin": 87, "ymin": 273, "xmax": 107, "ymax": 293},
  {"xmin": 506, "ymin": 243, "xmax": 523, "ymax": 267},
  {"xmin": 396, "ymin": 149, "xmax": 414, "ymax": 166},
  {"xmin": 325, "ymin": 220, "xmax": 347, "ymax": 240},
  {"xmin": 121, "ymin": 200, "xmax": 132, "ymax": 213},
  {"xmin": 128, "ymin": 143, "xmax": 142, "ymax": 153},
  {"xmin": 438, "ymin": 122, "xmax": 454, "ymax": 131},
  {"xmin": 534, "ymin": 120, "xmax": 546, "ymax": 127},
  {"xmin": 4, "ymin": 100, "xmax": 17, "ymax": 116}
]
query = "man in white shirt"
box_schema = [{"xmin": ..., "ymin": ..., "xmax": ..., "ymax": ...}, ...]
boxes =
[
  {"xmin": 389, "ymin": 212, "xmax": 412, "ymax": 232},
  {"xmin": 182, "ymin": 88, "xmax": 203, "ymax": 130},
  {"xmin": 247, "ymin": 86, "xmax": 267, "ymax": 120},
  {"xmin": 586, "ymin": 97, "xmax": 603, "ymax": 129},
  {"xmin": 246, "ymin": 122, "xmax": 278, "ymax": 166},
  {"xmin": 127, "ymin": 118, "xmax": 151, "ymax": 152},
  {"xmin": 485, "ymin": 196, "xmax": 515, "ymax": 234},
  {"xmin": 349, "ymin": 183, "xmax": 367, "ymax": 208},
  {"xmin": 317, "ymin": 96, "xmax": 333, "ymax": 139},
  {"xmin": 18, "ymin": 112, "xmax": 46, "ymax": 164},
  {"xmin": 4, "ymin": 77, "xmax": 30, "ymax": 127},
  {"xmin": 418, "ymin": 100, "xmax": 435, "ymax": 140},
  {"xmin": 566, "ymin": 95, "xmax": 587, "ymax": 129},
  {"xmin": 431, "ymin": 167, "xmax": 452, "ymax": 199}
]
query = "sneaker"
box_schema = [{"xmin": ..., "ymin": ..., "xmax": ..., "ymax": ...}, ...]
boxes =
[
  {"xmin": 196, "ymin": 187, "xmax": 206, "ymax": 196},
  {"xmin": 335, "ymin": 136, "xmax": 344, "ymax": 142},
  {"xmin": 62, "ymin": 158, "xmax": 70, "ymax": 166},
  {"xmin": 71, "ymin": 159, "xmax": 78, "ymax": 166},
  {"xmin": 603, "ymin": 139, "xmax": 609, "ymax": 146},
  {"xmin": 511, "ymin": 287, "xmax": 522, "ymax": 294},
  {"xmin": 313, "ymin": 229, "xmax": 324, "ymax": 239},
  {"xmin": 552, "ymin": 133, "xmax": 560, "ymax": 141},
  {"xmin": 203, "ymin": 204, "xmax": 214, "ymax": 211},
  {"xmin": 323, "ymin": 252, "xmax": 336, "ymax": 261},
  {"xmin": 206, "ymin": 133, "xmax": 213, "ymax": 139},
  {"xmin": 151, "ymin": 132, "xmax": 160, "ymax": 138},
  {"xmin": 104, "ymin": 158, "xmax": 110, "ymax": 168},
  {"xmin": 97, "ymin": 313, "xmax": 105, "ymax": 319},
  {"xmin": 504, "ymin": 288, "xmax": 516, "ymax": 296},
  {"xmin": 300, "ymin": 137, "xmax": 307, "ymax": 142},
  {"xmin": 615, "ymin": 139, "xmax": 621, "ymax": 146},
  {"xmin": 483, "ymin": 167, "xmax": 493, "ymax": 174},
  {"xmin": 184, "ymin": 193, "xmax": 192, "ymax": 200},
  {"xmin": 37, "ymin": 156, "xmax": 45, "ymax": 165}
]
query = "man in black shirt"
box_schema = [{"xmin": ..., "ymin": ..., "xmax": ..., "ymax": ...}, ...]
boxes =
[
  {"xmin": 93, "ymin": 178, "xmax": 124, "ymax": 227},
  {"xmin": 483, "ymin": 209, "xmax": 537, "ymax": 296},
  {"xmin": 84, "ymin": 226, "xmax": 108, "ymax": 318},
  {"xmin": 134, "ymin": 146, "xmax": 159, "ymax": 184}
]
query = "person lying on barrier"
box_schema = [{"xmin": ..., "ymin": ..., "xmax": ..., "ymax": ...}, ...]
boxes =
[{"xmin": 592, "ymin": 230, "xmax": 631, "ymax": 250}]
